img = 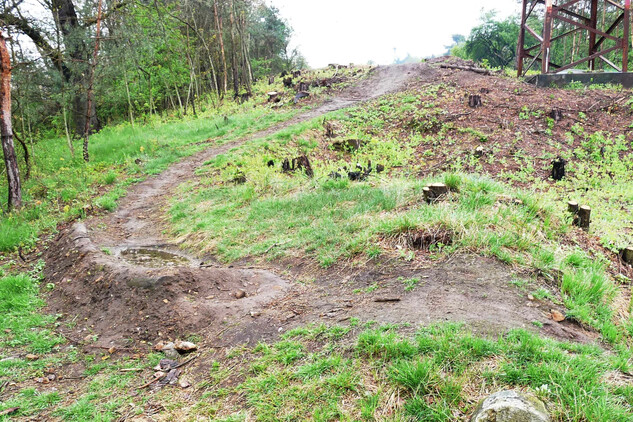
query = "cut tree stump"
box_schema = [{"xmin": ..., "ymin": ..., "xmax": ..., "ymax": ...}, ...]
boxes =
[
  {"xmin": 578, "ymin": 205, "xmax": 591, "ymax": 231},
  {"xmin": 324, "ymin": 121, "xmax": 335, "ymax": 138},
  {"xmin": 552, "ymin": 157, "xmax": 566, "ymax": 181},
  {"xmin": 267, "ymin": 91, "xmax": 279, "ymax": 103},
  {"xmin": 468, "ymin": 95, "xmax": 482, "ymax": 108},
  {"xmin": 567, "ymin": 201, "xmax": 579, "ymax": 214},
  {"xmin": 549, "ymin": 108, "xmax": 564, "ymax": 121},
  {"xmin": 424, "ymin": 183, "xmax": 449, "ymax": 203}
]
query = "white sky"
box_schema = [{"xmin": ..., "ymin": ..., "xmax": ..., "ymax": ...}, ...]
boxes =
[{"xmin": 267, "ymin": 0, "xmax": 520, "ymax": 68}]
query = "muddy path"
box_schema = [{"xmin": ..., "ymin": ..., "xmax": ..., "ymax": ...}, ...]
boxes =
[{"xmin": 44, "ymin": 63, "xmax": 594, "ymax": 349}]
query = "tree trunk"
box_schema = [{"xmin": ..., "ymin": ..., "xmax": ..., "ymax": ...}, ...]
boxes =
[
  {"xmin": 51, "ymin": 0, "xmax": 98, "ymax": 136},
  {"xmin": 123, "ymin": 70, "xmax": 135, "ymax": 128},
  {"xmin": 214, "ymin": 0, "xmax": 228, "ymax": 95},
  {"xmin": 228, "ymin": 0, "xmax": 240, "ymax": 96},
  {"xmin": 82, "ymin": 0, "xmax": 103, "ymax": 162},
  {"xmin": 0, "ymin": 33, "xmax": 22, "ymax": 210}
]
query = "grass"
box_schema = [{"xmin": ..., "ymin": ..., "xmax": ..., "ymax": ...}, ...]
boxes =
[
  {"xmin": 0, "ymin": 106, "xmax": 297, "ymax": 253},
  {"xmin": 182, "ymin": 322, "xmax": 633, "ymax": 421}
]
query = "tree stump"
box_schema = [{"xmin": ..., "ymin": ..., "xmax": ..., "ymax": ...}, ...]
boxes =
[
  {"xmin": 299, "ymin": 82, "xmax": 310, "ymax": 92},
  {"xmin": 552, "ymin": 157, "xmax": 566, "ymax": 181},
  {"xmin": 268, "ymin": 76, "xmax": 275, "ymax": 85},
  {"xmin": 549, "ymin": 108, "xmax": 564, "ymax": 121},
  {"xmin": 324, "ymin": 121, "xmax": 335, "ymax": 138},
  {"xmin": 283, "ymin": 77, "xmax": 293, "ymax": 88},
  {"xmin": 578, "ymin": 205, "xmax": 591, "ymax": 231},
  {"xmin": 468, "ymin": 95, "xmax": 482, "ymax": 108},
  {"xmin": 622, "ymin": 247, "xmax": 633, "ymax": 265},
  {"xmin": 292, "ymin": 155, "xmax": 314, "ymax": 178},
  {"xmin": 424, "ymin": 183, "xmax": 449, "ymax": 203},
  {"xmin": 474, "ymin": 145, "xmax": 486, "ymax": 157}
]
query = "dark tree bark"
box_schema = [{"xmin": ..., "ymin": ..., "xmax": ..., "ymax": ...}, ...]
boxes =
[
  {"xmin": 82, "ymin": 0, "xmax": 104, "ymax": 162},
  {"xmin": 0, "ymin": 33, "xmax": 22, "ymax": 210},
  {"xmin": 228, "ymin": 0, "xmax": 240, "ymax": 95},
  {"xmin": 214, "ymin": 0, "xmax": 228, "ymax": 95},
  {"xmin": 51, "ymin": 0, "xmax": 98, "ymax": 135}
]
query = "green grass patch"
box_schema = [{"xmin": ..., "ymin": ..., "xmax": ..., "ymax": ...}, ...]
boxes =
[{"xmin": 205, "ymin": 323, "xmax": 633, "ymax": 421}]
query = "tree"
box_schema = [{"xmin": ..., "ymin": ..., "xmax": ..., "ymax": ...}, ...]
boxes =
[
  {"xmin": 463, "ymin": 12, "xmax": 520, "ymax": 68},
  {"xmin": 0, "ymin": 31, "xmax": 21, "ymax": 210}
]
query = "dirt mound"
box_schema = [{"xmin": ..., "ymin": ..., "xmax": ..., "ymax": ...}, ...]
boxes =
[{"xmin": 45, "ymin": 223, "xmax": 290, "ymax": 345}]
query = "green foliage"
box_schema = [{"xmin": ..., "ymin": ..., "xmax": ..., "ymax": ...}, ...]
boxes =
[{"xmin": 463, "ymin": 12, "xmax": 520, "ymax": 68}]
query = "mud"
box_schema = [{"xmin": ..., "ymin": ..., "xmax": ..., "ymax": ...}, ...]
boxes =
[{"xmin": 44, "ymin": 62, "xmax": 596, "ymax": 350}]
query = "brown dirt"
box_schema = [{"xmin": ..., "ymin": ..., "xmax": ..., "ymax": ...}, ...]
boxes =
[{"xmin": 44, "ymin": 61, "xmax": 595, "ymax": 352}]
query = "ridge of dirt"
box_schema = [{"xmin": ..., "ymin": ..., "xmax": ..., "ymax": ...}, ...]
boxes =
[{"xmin": 44, "ymin": 62, "xmax": 595, "ymax": 349}]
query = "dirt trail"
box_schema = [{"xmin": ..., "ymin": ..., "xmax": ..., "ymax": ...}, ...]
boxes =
[
  {"xmin": 89, "ymin": 63, "xmax": 425, "ymax": 247},
  {"xmin": 44, "ymin": 63, "xmax": 594, "ymax": 348}
]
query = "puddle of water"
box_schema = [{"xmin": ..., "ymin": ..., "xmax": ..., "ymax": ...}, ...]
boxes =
[{"xmin": 120, "ymin": 248, "xmax": 190, "ymax": 268}]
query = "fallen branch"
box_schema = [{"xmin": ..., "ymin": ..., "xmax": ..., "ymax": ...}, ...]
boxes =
[
  {"xmin": 374, "ymin": 298, "xmax": 401, "ymax": 303},
  {"xmin": 439, "ymin": 64, "xmax": 492, "ymax": 75}
]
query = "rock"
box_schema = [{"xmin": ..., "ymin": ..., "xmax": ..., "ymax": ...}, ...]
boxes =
[
  {"xmin": 471, "ymin": 390, "xmax": 549, "ymax": 422},
  {"xmin": 550, "ymin": 310, "xmax": 565, "ymax": 322},
  {"xmin": 155, "ymin": 359, "xmax": 179, "ymax": 371},
  {"xmin": 25, "ymin": 354, "xmax": 39, "ymax": 361},
  {"xmin": 179, "ymin": 380, "xmax": 191, "ymax": 389},
  {"xmin": 156, "ymin": 342, "xmax": 180, "ymax": 359},
  {"xmin": 174, "ymin": 340, "xmax": 197, "ymax": 353},
  {"xmin": 234, "ymin": 290, "xmax": 246, "ymax": 299}
]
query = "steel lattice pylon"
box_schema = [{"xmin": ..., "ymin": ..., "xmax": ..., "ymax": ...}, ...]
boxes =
[{"xmin": 517, "ymin": 0, "xmax": 631, "ymax": 75}]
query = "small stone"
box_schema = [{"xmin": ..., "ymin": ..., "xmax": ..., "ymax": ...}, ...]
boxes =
[
  {"xmin": 470, "ymin": 390, "xmax": 549, "ymax": 422},
  {"xmin": 26, "ymin": 354, "xmax": 39, "ymax": 361},
  {"xmin": 250, "ymin": 310, "xmax": 261, "ymax": 318},
  {"xmin": 527, "ymin": 294, "xmax": 535, "ymax": 301},
  {"xmin": 174, "ymin": 340, "xmax": 197, "ymax": 353},
  {"xmin": 154, "ymin": 371, "xmax": 166, "ymax": 379},
  {"xmin": 163, "ymin": 299, "xmax": 169, "ymax": 304},
  {"xmin": 179, "ymin": 380, "xmax": 191, "ymax": 389},
  {"xmin": 234, "ymin": 290, "xmax": 246, "ymax": 299},
  {"xmin": 550, "ymin": 310, "xmax": 565, "ymax": 322}
]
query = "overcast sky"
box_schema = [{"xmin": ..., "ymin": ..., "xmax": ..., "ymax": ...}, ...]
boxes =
[{"xmin": 267, "ymin": 0, "xmax": 520, "ymax": 68}]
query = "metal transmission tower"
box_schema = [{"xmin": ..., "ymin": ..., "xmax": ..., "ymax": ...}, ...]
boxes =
[{"xmin": 517, "ymin": 0, "xmax": 631, "ymax": 76}]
